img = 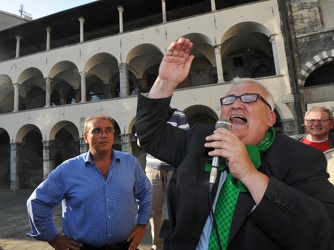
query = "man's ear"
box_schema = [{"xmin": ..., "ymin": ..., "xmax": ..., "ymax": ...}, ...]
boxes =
[
  {"xmin": 83, "ymin": 134, "xmax": 88, "ymax": 143},
  {"xmin": 268, "ymin": 111, "xmax": 276, "ymax": 127}
]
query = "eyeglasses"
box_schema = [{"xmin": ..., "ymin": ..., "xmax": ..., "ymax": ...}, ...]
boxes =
[
  {"xmin": 305, "ymin": 119, "xmax": 331, "ymax": 125},
  {"xmin": 90, "ymin": 127, "xmax": 114, "ymax": 135},
  {"xmin": 220, "ymin": 93, "xmax": 272, "ymax": 110}
]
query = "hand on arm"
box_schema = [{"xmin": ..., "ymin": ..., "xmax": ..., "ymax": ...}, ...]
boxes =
[{"xmin": 148, "ymin": 37, "xmax": 194, "ymax": 98}]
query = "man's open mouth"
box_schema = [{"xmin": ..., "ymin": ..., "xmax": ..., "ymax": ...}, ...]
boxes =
[{"xmin": 230, "ymin": 115, "xmax": 247, "ymax": 123}]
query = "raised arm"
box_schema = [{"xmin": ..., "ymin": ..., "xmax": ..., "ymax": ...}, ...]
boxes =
[{"xmin": 148, "ymin": 37, "xmax": 194, "ymax": 98}]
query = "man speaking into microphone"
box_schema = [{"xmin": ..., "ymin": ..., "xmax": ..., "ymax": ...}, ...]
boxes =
[{"xmin": 136, "ymin": 37, "xmax": 334, "ymax": 250}]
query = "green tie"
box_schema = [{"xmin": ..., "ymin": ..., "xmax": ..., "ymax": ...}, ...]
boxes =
[
  {"xmin": 207, "ymin": 127, "xmax": 276, "ymax": 249},
  {"xmin": 208, "ymin": 172, "xmax": 239, "ymax": 249}
]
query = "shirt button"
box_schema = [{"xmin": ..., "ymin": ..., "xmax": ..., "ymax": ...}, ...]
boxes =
[
  {"xmin": 107, "ymin": 199, "xmax": 109, "ymax": 201},
  {"xmin": 108, "ymin": 215, "xmax": 111, "ymax": 219}
]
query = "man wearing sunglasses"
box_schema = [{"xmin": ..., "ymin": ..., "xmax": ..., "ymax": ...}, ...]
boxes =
[
  {"xmin": 300, "ymin": 106, "xmax": 334, "ymax": 152},
  {"xmin": 27, "ymin": 115, "xmax": 152, "ymax": 250},
  {"xmin": 136, "ymin": 37, "xmax": 334, "ymax": 250}
]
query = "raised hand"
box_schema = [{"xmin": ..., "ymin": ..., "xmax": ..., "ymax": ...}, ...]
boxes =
[{"xmin": 149, "ymin": 37, "xmax": 195, "ymax": 98}]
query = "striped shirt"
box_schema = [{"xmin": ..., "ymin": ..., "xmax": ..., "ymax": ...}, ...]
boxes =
[{"xmin": 146, "ymin": 109, "xmax": 189, "ymax": 170}]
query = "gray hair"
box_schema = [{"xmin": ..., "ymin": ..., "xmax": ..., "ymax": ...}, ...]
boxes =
[
  {"xmin": 231, "ymin": 77, "xmax": 275, "ymax": 111},
  {"xmin": 304, "ymin": 106, "xmax": 333, "ymax": 120}
]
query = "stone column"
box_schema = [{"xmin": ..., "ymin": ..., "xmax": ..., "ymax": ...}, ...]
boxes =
[
  {"xmin": 121, "ymin": 133, "xmax": 132, "ymax": 153},
  {"xmin": 10, "ymin": 142, "xmax": 19, "ymax": 191},
  {"xmin": 46, "ymin": 26, "xmax": 52, "ymax": 51},
  {"xmin": 80, "ymin": 71, "xmax": 87, "ymax": 103},
  {"xmin": 15, "ymin": 36, "xmax": 22, "ymax": 58},
  {"xmin": 161, "ymin": 0, "xmax": 167, "ymax": 23},
  {"xmin": 270, "ymin": 34, "xmax": 280, "ymax": 75},
  {"xmin": 79, "ymin": 17, "xmax": 85, "ymax": 43},
  {"xmin": 210, "ymin": 0, "xmax": 216, "ymax": 11},
  {"xmin": 80, "ymin": 138, "xmax": 89, "ymax": 154},
  {"xmin": 42, "ymin": 140, "xmax": 54, "ymax": 179},
  {"xmin": 117, "ymin": 6, "xmax": 124, "ymax": 33},
  {"xmin": 44, "ymin": 77, "xmax": 51, "ymax": 108},
  {"xmin": 214, "ymin": 44, "xmax": 224, "ymax": 83},
  {"xmin": 119, "ymin": 63, "xmax": 129, "ymax": 97},
  {"xmin": 13, "ymin": 83, "xmax": 19, "ymax": 112}
]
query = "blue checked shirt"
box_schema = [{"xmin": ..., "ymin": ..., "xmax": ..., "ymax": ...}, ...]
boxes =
[{"xmin": 27, "ymin": 150, "xmax": 153, "ymax": 247}]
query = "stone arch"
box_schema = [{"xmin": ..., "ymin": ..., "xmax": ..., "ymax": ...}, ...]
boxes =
[
  {"xmin": 300, "ymin": 50, "xmax": 334, "ymax": 85},
  {"xmin": 17, "ymin": 126, "xmax": 43, "ymax": 189},
  {"xmin": 183, "ymin": 105, "xmax": 219, "ymax": 127}
]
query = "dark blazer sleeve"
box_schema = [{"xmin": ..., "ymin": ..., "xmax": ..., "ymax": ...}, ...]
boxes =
[
  {"xmin": 136, "ymin": 93, "xmax": 188, "ymax": 167},
  {"xmin": 249, "ymin": 134, "xmax": 334, "ymax": 249},
  {"xmin": 136, "ymin": 94, "xmax": 216, "ymax": 249}
]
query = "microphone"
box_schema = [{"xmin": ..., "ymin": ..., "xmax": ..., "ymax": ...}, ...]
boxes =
[{"xmin": 209, "ymin": 119, "xmax": 232, "ymax": 192}]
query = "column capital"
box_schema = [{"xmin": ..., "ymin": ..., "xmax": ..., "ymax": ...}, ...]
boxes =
[
  {"xmin": 117, "ymin": 5, "xmax": 124, "ymax": 12},
  {"xmin": 15, "ymin": 36, "xmax": 22, "ymax": 40},
  {"xmin": 269, "ymin": 33, "xmax": 278, "ymax": 41},
  {"xmin": 46, "ymin": 26, "xmax": 52, "ymax": 32},
  {"xmin": 214, "ymin": 43, "xmax": 222, "ymax": 49},
  {"xmin": 78, "ymin": 17, "xmax": 85, "ymax": 22}
]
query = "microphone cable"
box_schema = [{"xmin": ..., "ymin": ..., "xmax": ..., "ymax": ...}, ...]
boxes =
[
  {"xmin": 208, "ymin": 189, "xmax": 223, "ymax": 250},
  {"xmin": 207, "ymin": 118, "xmax": 231, "ymax": 250}
]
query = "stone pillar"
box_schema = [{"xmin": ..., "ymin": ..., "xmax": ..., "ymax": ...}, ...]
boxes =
[
  {"xmin": 46, "ymin": 26, "xmax": 52, "ymax": 50},
  {"xmin": 161, "ymin": 0, "xmax": 167, "ymax": 23},
  {"xmin": 10, "ymin": 142, "xmax": 19, "ymax": 191},
  {"xmin": 44, "ymin": 77, "xmax": 51, "ymax": 108},
  {"xmin": 117, "ymin": 6, "xmax": 124, "ymax": 33},
  {"xmin": 121, "ymin": 133, "xmax": 132, "ymax": 153},
  {"xmin": 79, "ymin": 17, "xmax": 85, "ymax": 43},
  {"xmin": 15, "ymin": 36, "xmax": 21, "ymax": 58},
  {"xmin": 80, "ymin": 138, "xmax": 89, "ymax": 154},
  {"xmin": 270, "ymin": 34, "xmax": 280, "ymax": 75},
  {"xmin": 210, "ymin": 0, "xmax": 216, "ymax": 11},
  {"xmin": 281, "ymin": 119, "xmax": 298, "ymax": 136},
  {"xmin": 214, "ymin": 44, "xmax": 224, "ymax": 83},
  {"xmin": 119, "ymin": 63, "xmax": 129, "ymax": 97},
  {"xmin": 42, "ymin": 140, "xmax": 54, "ymax": 179},
  {"xmin": 13, "ymin": 83, "xmax": 19, "ymax": 112},
  {"xmin": 80, "ymin": 71, "xmax": 87, "ymax": 103}
]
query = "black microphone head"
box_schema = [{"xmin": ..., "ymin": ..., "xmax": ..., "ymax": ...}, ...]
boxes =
[{"xmin": 215, "ymin": 119, "xmax": 232, "ymax": 130}]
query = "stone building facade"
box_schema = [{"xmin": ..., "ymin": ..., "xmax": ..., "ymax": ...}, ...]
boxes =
[
  {"xmin": 0, "ymin": 0, "xmax": 332, "ymax": 190},
  {"xmin": 284, "ymin": 0, "xmax": 334, "ymax": 118},
  {"xmin": 0, "ymin": 10, "xmax": 29, "ymax": 31}
]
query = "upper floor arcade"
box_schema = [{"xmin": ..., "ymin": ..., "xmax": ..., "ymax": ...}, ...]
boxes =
[
  {"xmin": 0, "ymin": 0, "xmax": 286, "ymax": 114},
  {"xmin": 0, "ymin": 0, "xmax": 263, "ymax": 62}
]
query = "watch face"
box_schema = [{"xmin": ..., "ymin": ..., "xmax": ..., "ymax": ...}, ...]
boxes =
[{"xmin": 325, "ymin": 148, "xmax": 334, "ymax": 184}]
